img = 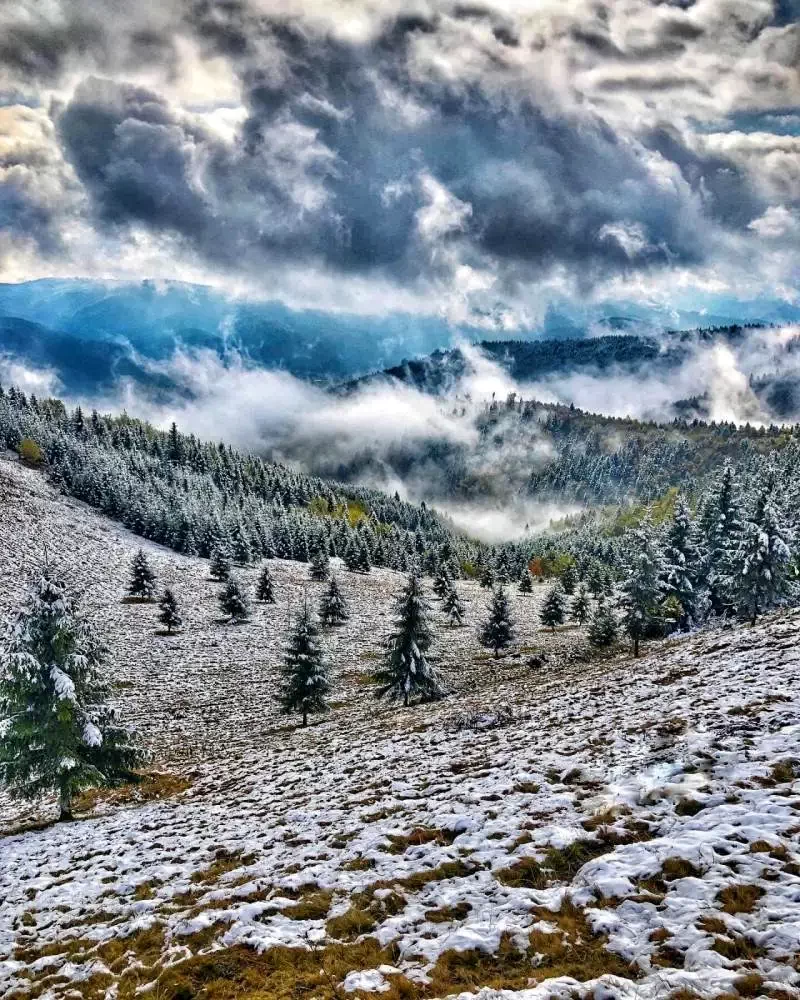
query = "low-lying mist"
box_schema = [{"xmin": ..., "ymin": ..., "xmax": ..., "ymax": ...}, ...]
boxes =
[{"xmin": 5, "ymin": 323, "xmax": 800, "ymax": 542}]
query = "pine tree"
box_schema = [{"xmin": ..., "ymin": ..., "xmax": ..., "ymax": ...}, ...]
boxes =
[
  {"xmin": 479, "ymin": 587, "xmax": 515, "ymax": 658},
  {"xmin": 433, "ymin": 566, "xmax": 452, "ymax": 600},
  {"xmin": 279, "ymin": 603, "xmax": 332, "ymax": 726},
  {"xmin": 539, "ymin": 584, "xmax": 567, "ymax": 630},
  {"xmin": 442, "ymin": 584, "xmax": 465, "ymax": 627},
  {"xmin": 209, "ymin": 546, "xmax": 231, "ymax": 582},
  {"xmin": 560, "ymin": 563, "xmax": 578, "ymax": 596},
  {"xmin": 128, "ymin": 549, "xmax": 156, "ymax": 600},
  {"xmin": 619, "ymin": 516, "xmax": 666, "ymax": 656},
  {"xmin": 230, "ymin": 521, "xmax": 252, "ymax": 565},
  {"xmin": 726, "ymin": 492, "xmax": 793, "ymax": 624},
  {"xmin": 256, "ymin": 563, "xmax": 276, "ymax": 603},
  {"xmin": 663, "ymin": 495, "xmax": 705, "ymax": 626},
  {"xmin": 702, "ymin": 464, "xmax": 744, "ymax": 613},
  {"xmin": 158, "ymin": 588, "xmax": 182, "ymax": 633},
  {"xmin": 570, "ymin": 584, "xmax": 591, "ymax": 625},
  {"xmin": 0, "ymin": 569, "xmax": 142, "ymax": 820},
  {"xmin": 310, "ymin": 547, "xmax": 330, "ymax": 582},
  {"xmin": 354, "ymin": 538, "xmax": 372, "ymax": 574},
  {"xmin": 588, "ymin": 603, "xmax": 618, "ymax": 648},
  {"xmin": 319, "ymin": 575, "xmax": 349, "ymax": 626},
  {"xmin": 518, "ymin": 569, "xmax": 533, "ymax": 594},
  {"xmin": 479, "ymin": 563, "xmax": 495, "ymax": 589},
  {"xmin": 374, "ymin": 574, "xmax": 444, "ymax": 706},
  {"xmin": 587, "ymin": 562, "xmax": 605, "ymax": 600},
  {"xmin": 219, "ymin": 576, "xmax": 250, "ymax": 623}
]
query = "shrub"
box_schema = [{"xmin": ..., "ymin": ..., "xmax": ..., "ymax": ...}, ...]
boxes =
[{"xmin": 18, "ymin": 438, "xmax": 43, "ymax": 465}]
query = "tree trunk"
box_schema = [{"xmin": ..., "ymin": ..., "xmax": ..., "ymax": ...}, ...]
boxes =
[
  {"xmin": 59, "ymin": 781, "xmax": 73, "ymax": 822},
  {"xmin": 302, "ymin": 711, "xmax": 308, "ymax": 727},
  {"xmin": 403, "ymin": 692, "xmax": 409, "ymax": 707},
  {"xmin": 494, "ymin": 647, "xmax": 499, "ymax": 659},
  {"xmin": 633, "ymin": 636, "xmax": 640, "ymax": 657}
]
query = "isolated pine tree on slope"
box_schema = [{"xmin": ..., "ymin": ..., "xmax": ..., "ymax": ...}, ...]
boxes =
[
  {"xmin": 128, "ymin": 549, "xmax": 156, "ymax": 600},
  {"xmin": 310, "ymin": 547, "xmax": 330, "ymax": 582},
  {"xmin": 209, "ymin": 546, "xmax": 231, "ymax": 582},
  {"xmin": 442, "ymin": 584, "xmax": 465, "ymax": 626},
  {"xmin": 158, "ymin": 588, "xmax": 182, "ymax": 633},
  {"xmin": 571, "ymin": 584, "xmax": 591, "ymax": 625},
  {"xmin": 518, "ymin": 569, "xmax": 533, "ymax": 594},
  {"xmin": 256, "ymin": 563, "xmax": 276, "ymax": 603},
  {"xmin": 588, "ymin": 602, "xmax": 618, "ymax": 647},
  {"xmin": 479, "ymin": 586, "xmax": 515, "ymax": 658},
  {"xmin": 540, "ymin": 584, "xmax": 567, "ymax": 629},
  {"xmin": 219, "ymin": 577, "xmax": 250, "ymax": 623},
  {"xmin": 374, "ymin": 574, "xmax": 444, "ymax": 706},
  {"xmin": 279, "ymin": 603, "xmax": 331, "ymax": 726},
  {"xmin": 0, "ymin": 570, "xmax": 142, "ymax": 820},
  {"xmin": 319, "ymin": 575, "xmax": 349, "ymax": 626}
]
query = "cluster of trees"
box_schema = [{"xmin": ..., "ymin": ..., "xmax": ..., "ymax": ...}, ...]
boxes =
[{"xmin": 0, "ymin": 385, "xmax": 485, "ymax": 583}]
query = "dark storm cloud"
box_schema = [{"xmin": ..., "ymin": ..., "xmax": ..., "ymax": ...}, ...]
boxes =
[
  {"xmin": 0, "ymin": 0, "xmax": 797, "ymax": 310},
  {"xmin": 47, "ymin": 9, "xmax": 764, "ymax": 294}
]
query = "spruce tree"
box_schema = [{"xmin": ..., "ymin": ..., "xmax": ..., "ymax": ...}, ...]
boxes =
[
  {"xmin": 433, "ymin": 567, "xmax": 452, "ymax": 601},
  {"xmin": 479, "ymin": 563, "xmax": 495, "ymax": 589},
  {"xmin": 518, "ymin": 569, "xmax": 533, "ymax": 594},
  {"xmin": 230, "ymin": 521, "xmax": 252, "ymax": 565},
  {"xmin": 374, "ymin": 574, "xmax": 444, "ymax": 706},
  {"xmin": 256, "ymin": 563, "xmax": 276, "ymax": 603},
  {"xmin": 442, "ymin": 584, "xmax": 465, "ymax": 627},
  {"xmin": 560, "ymin": 563, "xmax": 578, "ymax": 596},
  {"xmin": 128, "ymin": 549, "xmax": 156, "ymax": 600},
  {"xmin": 319, "ymin": 575, "xmax": 350, "ymax": 626},
  {"xmin": 570, "ymin": 584, "xmax": 591, "ymax": 625},
  {"xmin": 619, "ymin": 516, "xmax": 666, "ymax": 656},
  {"xmin": 309, "ymin": 547, "xmax": 330, "ymax": 582},
  {"xmin": 0, "ymin": 569, "xmax": 142, "ymax": 820},
  {"xmin": 726, "ymin": 492, "xmax": 793, "ymax": 624},
  {"xmin": 587, "ymin": 562, "xmax": 605, "ymax": 600},
  {"xmin": 539, "ymin": 584, "xmax": 567, "ymax": 630},
  {"xmin": 702, "ymin": 464, "xmax": 744, "ymax": 613},
  {"xmin": 279, "ymin": 603, "xmax": 331, "ymax": 726},
  {"xmin": 663, "ymin": 495, "xmax": 705, "ymax": 626},
  {"xmin": 219, "ymin": 576, "xmax": 250, "ymax": 623},
  {"xmin": 479, "ymin": 586, "xmax": 515, "ymax": 658},
  {"xmin": 588, "ymin": 603, "xmax": 618, "ymax": 648},
  {"xmin": 158, "ymin": 588, "xmax": 182, "ymax": 633},
  {"xmin": 209, "ymin": 546, "xmax": 231, "ymax": 582}
]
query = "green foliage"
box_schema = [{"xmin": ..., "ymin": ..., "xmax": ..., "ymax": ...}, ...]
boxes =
[
  {"xmin": 319, "ymin": 575, "xmax": 349, "ymax": 626},
  {"xmin": 18, "ymin": 438, "xmax": 43, "ymax": 465},
  {"xmin": 588, "ymin": 603, "xmax": 618, "ymax": 648},
  {"xmin": 539, "ymin": 584, "xmax": 567, "ymax": 630},
  {"xmin": 373, "ymin": 574, "xmax": 444, "ymax": 706},
  {"xmin": 479, "ymin": 587, "xmax": 515, "ymax": 658},
  {"xmin": 219, "ymin": 577, "xmax": 250, "ymax": 623},
  {"xmin": 158, "ymin": 588, "xmax": 182, "ymax": 633},
  {"xmin": 0, "ymin": 569, "xmax": 143, "ymax": 819},
  {"xmin": 209, "ymin": 546, "xmax": 231, "ymax": 582},
  {"xmin": 279, "ymin": 603, "xmax": 331, "ymax": 726},
  {"xmin": 128, "ymin": 549, "xmax": 156, "ymax": 600}
]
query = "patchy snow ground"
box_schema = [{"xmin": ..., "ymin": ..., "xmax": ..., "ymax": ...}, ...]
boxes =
[{"xmin": 1, "ymin": 455, "xmax": 800, "ymax": 1000}]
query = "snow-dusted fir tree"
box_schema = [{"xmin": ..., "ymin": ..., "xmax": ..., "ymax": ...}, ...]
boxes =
[
  {"xmin": 494, "ymin": 550, "xmax": 513, "ymax": 584},
  {"xmin": 588, "ymin": 602, "xmax": 618, "ymax": 647},
  {"xmin": 158, "ymin": 588, "xmax": 182, "ymax": 633},
  {"xmin": 0, "ymin": 569, "xmax": 142, "ymax": 820},
  {"xmin": 374, "ymin": 574, "xmax": 444, "ymax": 706},
  {"xmin": 479, "ymin": 586, "xmax": 515, "ymax": 658},
  {"xmin": 230, "ymin": 521, "xmax": 252, "ymax": 565},
  {"xmin": 344, "ymin": 536, "xmax": 371, "ymax": 574},
  {"xmin": 701, "ymin": 464, "xmax": 744, "ymax": 613},
  {"xmin": 433, "ymin": 567, "xmax": 452, "ymax": 601},
  {"xmin": 587, "ymin": 562, "xmax": 605, "ymax": 600},
  {"xmin": 219, "ymin": 576, "xmax": 250, "ymax": 623},
  {"xmin": 256, "ymin": 563, "xmax": 276, "ymax": 603},
  {"xmin": 309, "ymin": 547, "xmax": 330, "ymax": 582},
  {"xmin": 663, "ymin": 494, "xmax": 705, "ymax": 627},
  {"xmin": 442, "ymin": 583, "xmax": 465, "ymax": 627},
  {"xmin": 619, "ymin": 515, "xmax": 666, "ymax": 656},
  {"xmin": 570, "ymin": 584, "xmax": 591, "ymax": 625},
  {"xmin": 279, "ymin": 602, "xmax": 331, "ymax": 726},
  {"xmin": 128, "ymin": 549, "xmax": 156, "ymax": 600},
  {"xmin": 518, "ymin": 569, "xmax": 533, "ymax": 594},
  {"xmin": 725, "ymin": 491, "xmax": 793, "ymax": 624},
  {"xmin": 209, "ymin": 546, "xmax": 231, "ymax": 582},
  {"xmin": 539, "ymin": 584, "xmax": 567, "ymax": 630},
  {"xmin": 479, "ymin": 563, "xmax": 495, "ymax": 589},
  {"xmin": 560, "ymin": 563, "xmax": 578, "ymax": 595},
  {"xmin": 319, "ymin": 575, "xmax": 349, "ymax": 626}
]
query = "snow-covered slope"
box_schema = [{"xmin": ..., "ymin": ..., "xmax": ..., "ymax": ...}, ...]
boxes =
[{"xmin": 1, "ymin": 455, "xmax": 799, "ymax": 1000}]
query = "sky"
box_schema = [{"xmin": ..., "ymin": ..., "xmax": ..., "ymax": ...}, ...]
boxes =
[{"xmin": 1, "ymin": 0, "xmax": 799, "ymax": 329}]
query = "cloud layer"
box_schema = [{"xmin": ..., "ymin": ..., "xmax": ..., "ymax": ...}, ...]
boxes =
[{"xmin": 1, "ymin": 0, "xmax": 798, "ymax": 324}]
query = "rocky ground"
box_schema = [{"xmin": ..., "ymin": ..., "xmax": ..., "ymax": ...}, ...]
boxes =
[{"xmin": 1, "ymin": 455, "xmax": 799, "ymax": 1000}]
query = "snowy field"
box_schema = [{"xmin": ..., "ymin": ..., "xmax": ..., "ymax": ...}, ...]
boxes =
[{"xmin": 1, "ymin": 455, "xmax": 800, "ymax": 1000}]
